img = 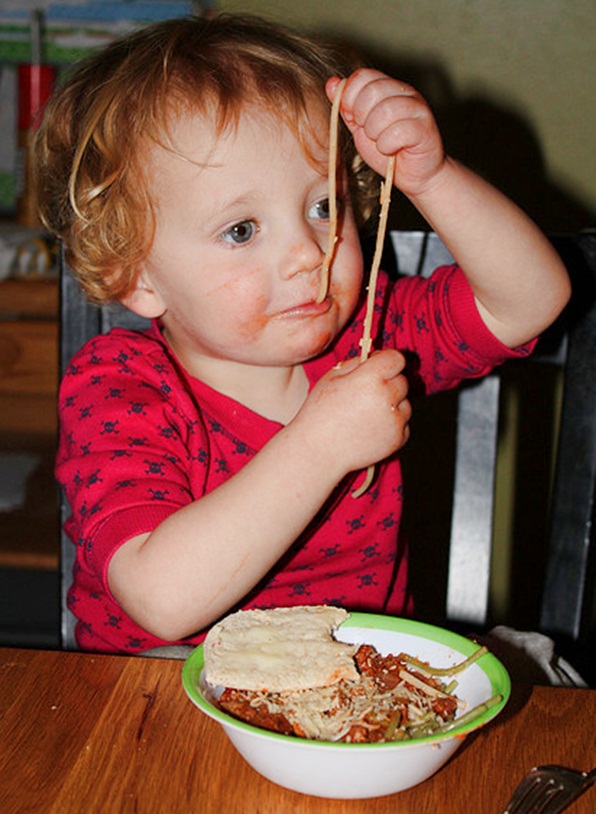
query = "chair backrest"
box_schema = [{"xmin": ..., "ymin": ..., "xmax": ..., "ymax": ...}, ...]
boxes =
[
  {"xmin": 59, "ymin": 232, "xmax": 596, "ymax": 670},
  {"xmin": 538, "ymin": 235, "xmax": 596, "ymax": 645}
]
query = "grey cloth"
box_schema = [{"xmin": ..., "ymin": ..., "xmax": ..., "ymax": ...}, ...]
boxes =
[
  {"xmin": 140, "ymin": 645, "xmax": 195, "ymax": 660},
  {"xmin": 479, "ymin": 626, "xmax": 588, "ymax": 687}
]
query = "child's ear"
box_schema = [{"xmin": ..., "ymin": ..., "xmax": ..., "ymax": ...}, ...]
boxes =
[{"xmin": 121, "ymin": 274, "xmax": 167, "ymax": 319}]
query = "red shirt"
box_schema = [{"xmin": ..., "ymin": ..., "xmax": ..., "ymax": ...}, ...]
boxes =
[{"xmin": 57, "ymin": 267, "xmax": 534, "ymax": 653}]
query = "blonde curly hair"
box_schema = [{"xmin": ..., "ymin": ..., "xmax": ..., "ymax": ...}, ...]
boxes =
[{"xmin": 35, "ymin": 14, "xmax": 378, "ymax": 304}]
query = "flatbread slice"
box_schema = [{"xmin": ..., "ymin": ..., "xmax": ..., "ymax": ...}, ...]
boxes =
[{"xmin": 203, "ymin": 605, "xmax": 359, "ymax": 692}]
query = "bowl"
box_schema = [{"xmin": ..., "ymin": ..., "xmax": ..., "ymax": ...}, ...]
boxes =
[{"xmin": 182, "ymin": 613, "xmax": 510, "ymax": 799}]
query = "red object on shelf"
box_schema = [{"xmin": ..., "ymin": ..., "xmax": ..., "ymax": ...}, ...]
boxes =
[
  {"xmin": 16, "ymin": 64, "xmax": 56, "ymax": 224},
  {"xmin": 17, "ymin": 64, "xmax": 56, "ymax": 131}
]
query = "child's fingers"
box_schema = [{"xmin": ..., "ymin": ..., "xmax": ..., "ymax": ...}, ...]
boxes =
[
  {"xmin": 328, "ymin": 356, "xmax": 361, "ymax": 376},
  {"xmin": 325, "ymin": 75, "xmax": 343, "ymax": 103},
  {"xmin": 329, "ymin": 349, "xmax": 406, "ymax": 381},
  {"xmin": 393, "ymin": 392, "xmax": 412, "ymax": 423},
  {"xmin": 360, "ymin": 95, "xmax": 428, "ymax": 147},
  {"xmin": 334, "ymin": 69, "xmax": 444, "ymax": 195},
  {"xmin": 335, "ymin": 351, "xmax": 410, "ymax": 424},
  {"xmin": 372, "ymin": 117, "xmax": 427, "ymax": 160},
  {"xmin": 340, "ymin": 70, "xmax": 418, "ymax": 128},
  {"xmin": 365, "ymin": 348, "xmax": 408, "ymax": 380},
  {"xmin": 306, "ymin": 349, "xmax": 411, "ymax": 469}
]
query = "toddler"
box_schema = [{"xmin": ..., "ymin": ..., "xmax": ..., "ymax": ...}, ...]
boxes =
[{"xmin": 36, "ymin": 14, "xmax": 570, "ymax": 654}]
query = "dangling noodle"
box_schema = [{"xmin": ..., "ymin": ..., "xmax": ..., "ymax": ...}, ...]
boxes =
[
  {"xmin": 316, "ymin": 77, "xmax": 396, "ymax": 497},
  {"xmin": 316, "ymin": 78, "xmax": 347, "ymax": 304},
  {"xmin": 351, "ymin": 153, "xmax": 396, "ymax": 499}
]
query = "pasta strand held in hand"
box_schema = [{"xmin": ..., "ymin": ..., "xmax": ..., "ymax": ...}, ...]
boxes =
[
  {"xmin": 316, "ymin": 78, "xmax": 347, "ymax": 304},
  {"xmin": 352, "ymin": 154, "xmax": 396, "ymax": 499},
  {"xmin": 357, "ymin": 154, "xmax": 396, "ymax": 362}
]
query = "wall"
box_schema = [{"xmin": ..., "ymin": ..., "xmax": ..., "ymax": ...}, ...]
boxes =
[{"xmin": 219, "ymin": 0, "xmax": 595, "ymax": 231}]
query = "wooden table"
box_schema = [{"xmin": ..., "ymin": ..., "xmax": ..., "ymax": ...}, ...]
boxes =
[{"xmin": 1, "ymin": 648, "xmax": 594, "ymax": 814}]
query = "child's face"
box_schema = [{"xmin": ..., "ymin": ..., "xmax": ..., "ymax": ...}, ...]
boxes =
[{"xmin": 133, "ymin": 105, "xmax": 364, "ymax": 377}]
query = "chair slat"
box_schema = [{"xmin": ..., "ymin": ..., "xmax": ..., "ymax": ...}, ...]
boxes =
[{"xmin": 446, "ymin": 375, "xmax": 500, "ymax": 625}]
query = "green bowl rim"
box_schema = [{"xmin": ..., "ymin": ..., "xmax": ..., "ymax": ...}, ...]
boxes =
[{"xmin": 181, "ymin": 612, "xmax": 511, "ymax": 749}]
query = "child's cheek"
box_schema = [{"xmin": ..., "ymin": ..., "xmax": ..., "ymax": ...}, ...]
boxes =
[
  {"xmin": 206, "ymin": 267, "xmax": 268, "ymax": 335},
  {"xmin": 206, "ymin": 263, "xmax": 264, "ymax": 298},
  {"xmin": 332, "ymin": 271, "xmax": 364, "ymax": 323},
  {"xmin": 235, "ymin": 295, "xmax": 270, "ymax": 341}
]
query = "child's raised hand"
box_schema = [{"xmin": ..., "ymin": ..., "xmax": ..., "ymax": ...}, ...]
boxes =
[
  {"xmin": 293, "ymin": 349, "xmax": 411, "ymax": 477},
  {"xmin": 327, "ymin": 69, "xmax": 445, "ymax": 198}
]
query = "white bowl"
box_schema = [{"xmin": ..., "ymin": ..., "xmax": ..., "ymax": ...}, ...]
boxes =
[{"xmin": 182, "ymin": 613, "xmax": 510, "ymax": 799}]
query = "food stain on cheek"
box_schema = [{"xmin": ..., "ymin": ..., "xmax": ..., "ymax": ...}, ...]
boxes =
[
  {"xmin": 206, "ymin": 269, "xmax": 271, "ymax": 342},
  {"xmin": 310, "ymin": 329, "xmax": 332, "ymax": 352},
  {"xmin": 330, "ymin": 277, "xmax": 362, "ymax": 322},
  {"xmin": 239, "ymin": 303, "xmax": 271, "ymax": 341}
]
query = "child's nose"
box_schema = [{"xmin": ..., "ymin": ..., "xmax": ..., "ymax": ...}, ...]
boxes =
[{"xmin": 283, "ymin": 232, "xmax": 324, "ymax": 279}]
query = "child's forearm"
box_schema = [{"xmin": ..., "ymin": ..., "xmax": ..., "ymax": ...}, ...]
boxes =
[
  {"xmin": 108, "ymin": 421, "xmax": 345, "ymax": 641},
  {"xmin": 408, "ymin": 157, "xmax": 571, "ymax": 347}
]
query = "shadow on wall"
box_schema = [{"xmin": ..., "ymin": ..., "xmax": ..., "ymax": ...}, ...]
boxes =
[{"xmin": 352, "ymin": 47, "xmax": 596, "ymax": 233}]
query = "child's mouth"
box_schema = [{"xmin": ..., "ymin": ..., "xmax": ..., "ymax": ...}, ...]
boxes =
[{"xmin": 276, "ymin": 297, "xmax": 332, "ymax": 319}]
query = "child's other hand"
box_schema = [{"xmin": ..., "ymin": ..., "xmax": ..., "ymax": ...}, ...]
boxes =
[
  {"xmin": 294, "ymin": 349, "xmax": 411, "ymax": 476},
  {"xmin": 327, "ymin": 69, "xmax": 445, "ymax": 198}
]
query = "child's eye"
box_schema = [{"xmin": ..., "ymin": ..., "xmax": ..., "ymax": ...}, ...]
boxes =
[
  {"xmin": 309, "ymin": 198, "xmax": 331, "ymax": 221},
  {"xmin": 221, "ymin": 220, "xmax": 258, "ymax": 245}
]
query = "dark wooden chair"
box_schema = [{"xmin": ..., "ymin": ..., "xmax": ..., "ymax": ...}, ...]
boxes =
[{"xmin": 59, "ymin": 232, "xmax": 596, "ymax": 680}]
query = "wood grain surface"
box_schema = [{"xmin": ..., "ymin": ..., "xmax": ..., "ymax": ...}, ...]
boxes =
[{"xmin": 1, "ymin": 648, "xmax": 594, "ymax": 814}]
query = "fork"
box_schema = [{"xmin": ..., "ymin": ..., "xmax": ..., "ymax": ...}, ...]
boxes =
[{"xmin": 502, "ymin": 765, "xmax": 596, "ymax": 814}]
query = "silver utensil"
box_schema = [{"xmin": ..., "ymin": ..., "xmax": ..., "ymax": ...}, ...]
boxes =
[{"xmin": 502, "ymin": 765, "xmax": 596, "ymax": 814}]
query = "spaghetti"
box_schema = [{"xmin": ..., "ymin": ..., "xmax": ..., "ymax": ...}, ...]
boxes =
[
  {"xmin": 217, "ymin": 643, "xmax": 500, "ymax": 744},
  {"xmin": 316, "ymin": 78, "xmax": 347, "ymax": 304},
  {"xmin": 351, "ymin": 153, "xmax": 396, "ymax": 498},
  {"xmin": 316, "ymin": 78, "xmax": 397, "ymax": 497}
]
